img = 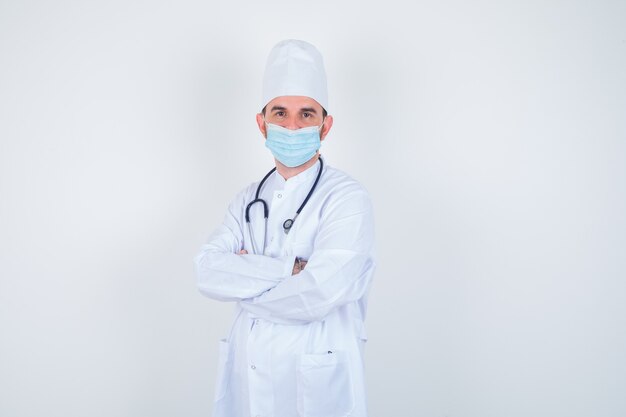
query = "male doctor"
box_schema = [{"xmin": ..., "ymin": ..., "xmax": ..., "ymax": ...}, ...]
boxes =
[{"xmin": 195, "ymin": 39, "xmax": 376, "ymax": 417}]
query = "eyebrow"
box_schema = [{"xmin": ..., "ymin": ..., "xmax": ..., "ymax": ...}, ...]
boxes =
[
  {"xmin": 269, "ymin": 106, "xmax": 287, "ymax": 113},
  {"xmin": 269, "ymin": 106, "xmax": 318, "ymax": 114}
]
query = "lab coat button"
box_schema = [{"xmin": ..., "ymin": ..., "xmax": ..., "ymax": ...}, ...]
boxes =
[
  {"xmin": 251, "ymin": 364, "xmax": 256, "ymax": 370},
  {"xmin": 277, "ymin": 193, "xmax": 282, "ymax": 198},
  {"xmin": 255, "ymin": 319, "xmax": 260, "ymax": 325}
]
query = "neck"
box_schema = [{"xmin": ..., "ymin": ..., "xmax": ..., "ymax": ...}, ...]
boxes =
[{"xmin": 276, "ymin": 153, "xmax": 320, "ymax": 180}]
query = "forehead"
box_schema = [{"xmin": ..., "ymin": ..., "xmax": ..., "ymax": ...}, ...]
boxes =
[{"xmin": 265, "ymin": 96, "xmax": 323, "ymax": 113}]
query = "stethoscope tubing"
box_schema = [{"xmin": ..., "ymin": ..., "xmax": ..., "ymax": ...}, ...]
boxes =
[{"xmin": 245, "ymin": 156, "xmax": 324, "ymax": 254}]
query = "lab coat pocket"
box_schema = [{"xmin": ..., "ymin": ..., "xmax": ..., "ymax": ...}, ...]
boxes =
[
  {"xmin": 296, "ymin": 351, "xmax": 355, "ymax": 417},
  {"xmin": 214, "ymin": 339, "xmax": 231, "ymax": 402}
]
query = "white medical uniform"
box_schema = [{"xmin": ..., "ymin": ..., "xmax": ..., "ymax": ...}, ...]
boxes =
[{"xmin": 195, "ymin": 158, "xmax": 376, "ymax": 417}]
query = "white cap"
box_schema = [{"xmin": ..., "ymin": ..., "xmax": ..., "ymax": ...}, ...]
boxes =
[{"xmin": 261, "ymin": 39, "xmax": 328, "ymax": 111}]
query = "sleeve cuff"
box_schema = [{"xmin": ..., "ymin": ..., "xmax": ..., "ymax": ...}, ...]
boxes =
[{"xmin": 281, "ymin": 255, "xmax": 296, "ymax": 277}]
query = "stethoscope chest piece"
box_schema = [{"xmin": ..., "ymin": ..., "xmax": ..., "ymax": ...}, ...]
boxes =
[{"xmin": 283, "ymin": 218, "xmax": 294, "ymax": 234}]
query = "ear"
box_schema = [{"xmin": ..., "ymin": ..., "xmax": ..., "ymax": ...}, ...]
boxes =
[
  {"xmin": 320, "ymin": 115, "xmax": 333, "ymax": 141},
  {"xmin": 256, "ymin": 113, "xmax": 267, "ymax": 138}
]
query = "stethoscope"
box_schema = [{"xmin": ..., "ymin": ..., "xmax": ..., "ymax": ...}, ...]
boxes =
[{"xmin": 245, "ymin": 156, "xmax": 324, "ymax": 255}]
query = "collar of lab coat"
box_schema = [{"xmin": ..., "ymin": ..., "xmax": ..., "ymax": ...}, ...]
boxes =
[{"xmin": 272, "ymin": 156, "xmax": 323, "ymax": 191}]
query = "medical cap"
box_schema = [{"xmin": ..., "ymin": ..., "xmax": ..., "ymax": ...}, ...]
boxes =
[{"xmin": 261, "ymin": 39, "xmax": 328, "ymax": 111}]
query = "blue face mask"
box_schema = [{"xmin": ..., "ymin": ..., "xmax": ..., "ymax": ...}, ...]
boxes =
[{"xmin": 264, "ymin": 122, "xmax": 323, "ymax": 167}]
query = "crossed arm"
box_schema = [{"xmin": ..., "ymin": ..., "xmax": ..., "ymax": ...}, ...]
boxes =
[
  {"xmin": 195, "ymin": 187, "xmax": 375, "ymax": 323},
  {"xmin": 238, "ymin": 249, "xmax": 306, "ymax": 274}
]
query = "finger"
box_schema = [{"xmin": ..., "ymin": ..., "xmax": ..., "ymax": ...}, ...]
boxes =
[{"xmin": 239, "ymin": 249, "xmax": 248, "ymax": 255}]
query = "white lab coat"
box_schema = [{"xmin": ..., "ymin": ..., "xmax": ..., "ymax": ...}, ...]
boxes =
[{"xmin": 195, "ymin": 158, "xmax": 376, "ymax": 417}]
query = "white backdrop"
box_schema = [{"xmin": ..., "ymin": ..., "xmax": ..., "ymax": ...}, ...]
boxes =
[{"xmin": 1, "ymin": 1, "xmax": 625, "ymax": 416}]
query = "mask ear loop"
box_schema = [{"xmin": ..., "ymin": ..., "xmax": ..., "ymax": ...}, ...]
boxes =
[{"xmin": 263, "ymin": 117, "xmax": 269, "ymax": 136}]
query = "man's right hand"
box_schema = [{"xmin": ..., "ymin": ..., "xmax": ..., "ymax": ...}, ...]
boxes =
[{"xmin": 292, "ymin": 257, "xmax": 307, "ymax": 275}]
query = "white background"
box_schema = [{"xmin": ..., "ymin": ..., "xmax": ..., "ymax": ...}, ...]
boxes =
[{"xmin": 1, "ymin": 1, "xmax": 625, "ymax": 416}]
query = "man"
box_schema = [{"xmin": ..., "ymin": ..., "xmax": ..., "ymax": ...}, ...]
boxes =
[{"xmin": 195, "ymin": 39, "xmax": 376, "ymax": 417}]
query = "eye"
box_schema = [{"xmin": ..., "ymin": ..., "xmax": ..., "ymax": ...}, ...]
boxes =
[
  {"xmin": 275, "ymin": 111, "xmax": 286, "ymax": 117},
  {"xmin": 302, "ymin": 112, "xmax": 311, "ymax": 118}
]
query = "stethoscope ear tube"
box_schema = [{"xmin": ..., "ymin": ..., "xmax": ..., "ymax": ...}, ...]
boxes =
[{"xmin": 245, "ymin": 198, "xmax": 269, "ymax": 222}]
